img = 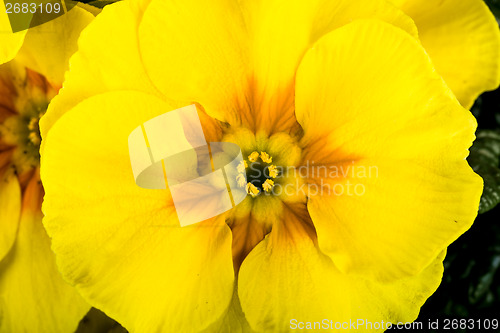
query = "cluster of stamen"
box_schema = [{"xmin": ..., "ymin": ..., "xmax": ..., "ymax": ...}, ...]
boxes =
[
  {"xmin": 236, "ymin": 151, "xmax": 279, "ymax": 197},
  {"xmin": 27, "ymin": 112, "xmax": 43, "ymax": 146}
]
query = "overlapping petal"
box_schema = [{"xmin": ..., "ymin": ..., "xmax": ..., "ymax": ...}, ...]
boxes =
[
  {"xmin": 0, "ymin": 5, "xmax": 27, "ymax": 64},
  {"xmin": 0, "ymin": 171, "xmax": 89, "ymax": 333},
  {"xmin": 238, "ymin": 203, "xmax": 445, "ymax": 332},
  {"xmin": 391, "ymin": 0, "xmax": 500, "ymax": 108},
  {"xmin": 0, "ymin": 170, "xmax": 20, "ymax": 261},
  {"xmin": 137, "ymin": 0, "xmax": 249, "ymax": 125},
  {"xmin": 349, "ymin": 251, "xmax": 446, "ymax": 330},
  {"xmin": 40, "ymin": 0, "xmax": 161, "ymax": 141},
  {"xmin": 201, "ymin": 286, "xmax": 255, "ymax": 333},
  {"xmin": 138, "ymin": 0, "xmax": 417, "ymax": 134},
  {"xmin": 238, "ymin": 203, "xmax": 350, "ymax": 332},
  {"xmin": 296, "ymin": 20, "xmax": 482, "ymax": 282},
  {"xmin": 15, "ymin": 5, "xmax": 94, "ymax": 84},
  {"xmin": 41, "ymin": 91, "xmax": 235, "ymax": 332},
  {"xmin": 44, "ymin": 0, "xmax": 418, "ymax": 138},
  {"xmin": 237, "ymin": 0, "xmax": 417, "ymax": 134}
]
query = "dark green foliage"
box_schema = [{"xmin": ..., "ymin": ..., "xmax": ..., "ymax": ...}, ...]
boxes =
[{"xmin": 468, "ymin": 130, "xmax": 500, "ymax": 214}]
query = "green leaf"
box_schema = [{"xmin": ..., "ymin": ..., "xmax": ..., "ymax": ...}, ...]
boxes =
[
  {"xmin": 79, "ymin": 0, "xmax": 120, "ymax": 9},
  {"xmin": 468, "ymin": 130, "xmax": 500, "ymax": 214}
]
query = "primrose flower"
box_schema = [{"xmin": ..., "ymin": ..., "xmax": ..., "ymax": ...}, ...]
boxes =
[
  {"xmin": 40, "ymin": 0, "xmax": 497, "ymax": 332},
  {"xmin": 390, "ymin": 0, "xmax": 500, "ymax": 108},
  {"xmin": 0, "ymin": 6, "xmax": 94, "ymax": 332}
]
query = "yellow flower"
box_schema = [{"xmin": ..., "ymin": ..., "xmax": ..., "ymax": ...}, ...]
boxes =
[
  {"xmin": 0, "ymin": 6, "xmax": 94, "ymax": 333},
  {"xmin": 40, "ymin": 0, "xmax": 496, "ymax": 332},
  {"xmin": 389, "ymin": 0, "xmax": 500, "ymax": 109}
]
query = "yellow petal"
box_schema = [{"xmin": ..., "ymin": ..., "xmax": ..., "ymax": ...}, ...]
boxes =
[
  {"xmin": 295, "ymin": 20, "xmax": 482, "ymax": 282},
  {"xmin": 238, "ymin": 0, "xmax": 417, "ymax": 133},
  {"xmin": 201, "ymin": 286, "xmax": 256, "ymax": 333},
  {"xmin": 76, "ymin": 1, "xmax": 103, "ymax": 16},
  {"xmin": 0, "ymin": 4, "xmax": 27, "ymax": 65},
  {"xmin": 137, "ymin": 0, "xmax": 249, "ymax": 125},
  {"xmin": 238, "ymin": 204, "xmax": 350, "ymax": 332},
  {"xmin": 41, "ymin": 91, "xmax": 235, "ymax": 332},
  {"xmin": 239, "ymin": 204, "xmax": 447, "ymax": 331},
  {"xmin": 350, "ymin": 251, "xmax": 446, "ymax": 329},
  {"xmin": 0, "ymin": 171, "xmax": 89, "ymax": 333},
  {"xmin": 138, "ymin": 0, "xmax": 416, "ymax": 134},
  {"xmin": 0, "ymin": 169, "xmax": 20, "ymax": 260},
  {"xmin": 39, "ymin": 0, "xmax": 160, "ymax": 143},
  {"xmin": 41, "ymin": 0, "xmax": 415, "ymax": 137},
  {"xmin": 15, "ymin": 6, "xmax": 95, "ymax": 84},
  {"xmin": 228, "ymin": 213, "xmax": 270, "ymax": 272},
  {"xmin": 392, "ymin": 0, "xmax": 500, "ymax": 108}
]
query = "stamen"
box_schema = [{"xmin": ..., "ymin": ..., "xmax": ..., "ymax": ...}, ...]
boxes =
[
  {"xmin": 260, "ymin": 151, "xmax": 272, "ymax": 163},
  {"xmin": 246, "ymin": 182, "xmax": 260, "ymax": 197},
  {"xmin": 28, "ymin": 132, "xmax": 41, "ymax": 145},
  {"xmin": 248, "ymin": 151, "xmax": 259, "ymax": 162},
  {"xmin": 236, "ymin": 173, "xmax": 246, "ymax": 187},
  {"xmin": 262, "ymin": 179, "xmax": 274, "ymax": 192},
  {"xmin": 27, "ymin": 115, "xmax": 43, "ymax": 146},
  {"xmin": 27, "ymin": 117, "xmax": 38, "ymax": 131},
  {"xmin": 237, "ymin": 160, "xmax": 247, "ymax": 173},
  {"xmin": 268, "ymin": 165, "xmax": 278, "ymax": 178}
]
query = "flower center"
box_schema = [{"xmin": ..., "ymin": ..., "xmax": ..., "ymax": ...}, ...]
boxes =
[
  {"xmin": 0, "ymin": 97, "xmax": 49, "ymax": 174},
  {"xmin": 0, "ymin": 68, "xmax": 56, "ymax": 175},
  {"xmin": 236, "ymin": 151, "xmax": 279, "ymax": 197},
  {"xmin": 222, "ymin": 128, "xmax": 304, "ymax": 204}
]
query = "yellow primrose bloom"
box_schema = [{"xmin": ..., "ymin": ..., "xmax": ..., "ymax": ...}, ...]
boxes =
[
  {"xmin": 0, "ymin": 5, "xmax": 94, "ymax": 333},
  {"xmin": 39, "ymin": 0, "xmax": 495, "ymax": 332},
  {"xmin": 389, "ymin": 0, "xmax": 500, "ymax": 109}
]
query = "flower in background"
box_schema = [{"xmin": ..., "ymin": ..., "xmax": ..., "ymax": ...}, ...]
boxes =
[
  {"xmin": 390, "ymin": 0, "xmax": 500, "ymax": 109},
  {"xmin": 40, "ymin": 0, "xmax": 499, "ymax": 332},
  {"xmin": 0, "ymin": 5, "xmax": 95, "ymax": 332}
]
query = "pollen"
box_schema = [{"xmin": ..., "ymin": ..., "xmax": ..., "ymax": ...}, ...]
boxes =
[
  {"xmin": 246, "ymin": 182, "xmax": 260, "ymax": 197},
  {"xmin": 27, "ymin": 117, "xmax": 39, "ymax": 131},
  {"xmin": 262, "ymin": 179, "xmax": 274, "ymax": 192},
  {"xmin": 260, "ymin": 151, "xmax": 272, "ymax": 163},
  {"xmin": 237, "ymin": 160, "xmax": 247, "ymax": 173},
  {"xmin": 28, "ymin": 132, "xmax": 41, "ymax": 145},
  {"xmin": 27, "ymin": 115, "xmax": 43, "ymax": 146},
  {"xmin": 268, "ymin": 165, "xmax": 279, "ymax": 178},
  {"xmin": 248, "ymin": 151, "xmax": 260, "ymax": 162},
  {"xmin": 236, "ymin": 173, "xmax": 247, "ymax": 187}
]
